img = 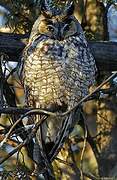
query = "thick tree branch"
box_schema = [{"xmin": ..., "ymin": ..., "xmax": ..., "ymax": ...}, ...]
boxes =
[
  {"xmin": 89, "ymin": 41, "xmax": 117, "ymax": 71},
  {"xmin": 0, "ymin": 33, "xmax": 117, "ymax": 71}
]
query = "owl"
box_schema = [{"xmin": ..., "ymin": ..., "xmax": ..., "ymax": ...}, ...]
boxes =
[{"xmin": 21, "ymin": 0, "xmax": 96, "ymax": 163}]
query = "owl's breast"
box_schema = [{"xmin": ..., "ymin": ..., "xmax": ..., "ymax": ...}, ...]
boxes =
[{"xmin": 24, "ymin": 36, "xmax": 96, "ymax": 108}]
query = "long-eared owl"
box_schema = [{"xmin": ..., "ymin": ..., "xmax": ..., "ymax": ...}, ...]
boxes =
[{"xmin": 22, "ymin": 0, "xmax": 97, "ymax": 158}]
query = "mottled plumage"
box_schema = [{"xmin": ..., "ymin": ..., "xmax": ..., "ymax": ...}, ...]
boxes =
[
  {"xmin": 21, "ymin": 0, "xmax": 96, "ymax": 162},
  {"xmin": 24, "ymin": 34, "xmax": 95, "ymax": 108}
]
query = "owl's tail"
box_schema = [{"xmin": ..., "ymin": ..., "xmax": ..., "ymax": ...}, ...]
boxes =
[
  {"xmin": 48, "ymin": 106, "xmax": 81, "ymax": 161},
  {"xmin": 32, "ymin": 106, "xmax": 81, "ymax": 178}
]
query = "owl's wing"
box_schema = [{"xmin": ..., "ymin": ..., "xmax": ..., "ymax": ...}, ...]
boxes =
[
  {"xmin": 77, "ymin": 32, "xmax": 97, "ymax": 84},
  {"xmin": 48, "ymin": 33, "xmax": 97, "ymax": 160}
]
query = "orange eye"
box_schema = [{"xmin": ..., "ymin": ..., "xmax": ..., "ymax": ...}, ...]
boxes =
[
  {"xmin": 47, "ymin": 26, "xmax": 54, "ymax": 32},
  {"xmin": 64, "ymin": 24, "xmax": 70, "ymax": 31}
]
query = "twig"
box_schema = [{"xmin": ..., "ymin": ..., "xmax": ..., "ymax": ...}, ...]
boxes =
[
  {"xmin": 68, "ymin": 140, "xmax": 81, "ymax": 177},
  {"xmin": 0, "ymin": 107, "xmax": 57, "ymax": 116},
  {"xmin": 0, "ymin": 115, "xmax": 47, "ymax": 165},
  {"xmin": 0, "ymin": 141, "xmax": 25, "ymax": 165},
  {"xmin": 97, "ymin": 112, "xmax": 114, "ymax": 127},
  {"xmin": 80, "ymin": 116, "xmax": 88, "ymax": 179},
  {"xmin": 83, "ymin": 173, "xmax": 115, "ymax": 180},
  {"xmin": 55, "ymin": 157, "xmax": 103, "ymax": 180},
  {"xmin": 62, "ymin": 72, "xmax": 117, "ymax": 116},
  {"xmin": 0, "ymin": 111, "xmax": 47, "ymax": 148},
  {"xmin": 0, "ymin": 117, "xmax": 25, "ymax": 148},
  {"xmin": 83, "ymin": 172, "xmax": 101, "ymax": 180},
  {"xmin": 55, "ymin": 157, "xmax": 74, "ymax": 167},
  {"xmin": 0, "ymin": 135, "xmax": 18, "ymax": 147}
]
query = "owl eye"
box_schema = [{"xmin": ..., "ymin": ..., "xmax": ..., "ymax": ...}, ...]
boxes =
[
  {"xmin": 47, "ymin": 25, "xmax": 54, "ymax": 32},
  {"xmin": 64, "ymin": 24, "xmax": 70, "ymax": 31}
]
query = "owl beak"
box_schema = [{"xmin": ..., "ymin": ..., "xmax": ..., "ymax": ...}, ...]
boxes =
[
  {"xmin": 56, "ymin": 31, "xmax": 63, "ymax": 41},
  {"xmin": 57, "ymin": 34, "xmax": 62, "ymax": 41}
]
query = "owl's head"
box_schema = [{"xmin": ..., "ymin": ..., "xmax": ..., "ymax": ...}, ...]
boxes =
[{"xmin": 31, "ymin": 0, "xmax": 82, "ymax": 41}]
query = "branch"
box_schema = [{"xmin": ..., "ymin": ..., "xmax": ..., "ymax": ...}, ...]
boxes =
[
  {"xmin": 0, "ymin": 33, "xmax": 28, "ymax": 61},
  {"xmin": 89, "ymin": 41, "xmax": 117, "ymax": 71},
  {"xmin": 0, "ymin": 33, "xmax": 117, "ymax": 71}
]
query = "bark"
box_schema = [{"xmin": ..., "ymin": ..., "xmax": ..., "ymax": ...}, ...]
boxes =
[{"xmin": 0, "ymin": 33, "xmax": 117, "ymax": 71}]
